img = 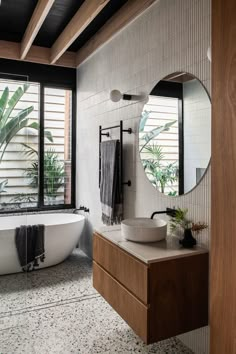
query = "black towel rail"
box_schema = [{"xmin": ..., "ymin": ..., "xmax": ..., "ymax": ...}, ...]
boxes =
[{"xmin": 99, "ymin": 121, "xmax": 132, "ymax": 188}]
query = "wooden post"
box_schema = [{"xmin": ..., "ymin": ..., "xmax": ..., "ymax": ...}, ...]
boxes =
[{"xmin": 210, "ymin": 0, "xmax": 236, "ymax": 352}]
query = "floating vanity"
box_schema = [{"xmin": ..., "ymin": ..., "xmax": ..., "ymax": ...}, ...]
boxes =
[{"xmin": 93, "ymin": 228, "xmax": 209, "ymax": 344}]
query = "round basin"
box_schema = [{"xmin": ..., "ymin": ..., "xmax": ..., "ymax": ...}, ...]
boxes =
[{"xmin": 121, "ymin": 217, "xmax": 167, "ymax": 243}]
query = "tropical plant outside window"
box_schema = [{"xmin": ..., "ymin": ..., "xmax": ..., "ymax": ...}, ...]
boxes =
[
  {"xmin": 0, "ymin": 78, "xmax": 73, "ymax": 211},
  {"xmin": 139, "ymin": 95, "xmax": 179, "ymax": 196},
  {"xmin": 44, "ymin": 87, "xmax": 72, "ymax": 206}
]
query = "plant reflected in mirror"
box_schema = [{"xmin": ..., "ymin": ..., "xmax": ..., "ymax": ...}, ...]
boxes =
[{"xmin": 139, "ymin": 72, "xmax": 211, "ymax": 196}]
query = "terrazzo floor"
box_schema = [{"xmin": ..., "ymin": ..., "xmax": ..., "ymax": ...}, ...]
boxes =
[{"xmin": 0, "ymin": 250, "xmax": 193, "ymax": 354}]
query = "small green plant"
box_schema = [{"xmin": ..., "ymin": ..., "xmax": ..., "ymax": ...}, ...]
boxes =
[
  {"xmin": 24, "ymin": 145, "xmax": 65, "ymax": 200},
  {"xmin": 168, "ymin": 191, "xmax": 177, "ymax": 197},
  {"xmin": 170, "ymin": 207, "xmax": 208, "ymax": 234},
  {"xmin": 139, "ymin": 110, "xmax": 178, "ymax": 194},
  {"xmin": 170, "ymin": 208, "xmax": 192, "ymax": 233},
  {"xmin": 142, "ymin": 143, "xmax": 178, "ymax": 194}
]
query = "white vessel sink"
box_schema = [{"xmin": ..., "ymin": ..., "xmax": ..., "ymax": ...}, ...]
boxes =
[{"xmin": 121, "ymin": 217, "xmax": 167, "ymax": 243}]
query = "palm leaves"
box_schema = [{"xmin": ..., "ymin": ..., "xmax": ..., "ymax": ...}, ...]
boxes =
[
  {"xmin": 169, "ymin": 208, "xmax": 192, "ymax": 233},
  {"xmin": 24, "ymin": 145, "xmax": 65, "ymax": 199},
  {"xmin": 139, "ymin": 110, "xmax": 150, "ymax": 132},
  {"xmin": 44, "ymin": 151, "xmax": 65, "ymax": 198},
  {"xmin": 140, "ymin": 110, "xmax": 178, "ymax": 194},
  {"xmin": 0, "ymin": 84, "xmax": 53, "ymax": 162},
  {"xmin": 142, "ymin": 144, "xmax": 178, "ymax": 194},
  {"xmin": 170, "ymin": 208, "xmax": 208, "ymax": 236},
  {"xmin": 0, "ymin": 84, "xmax": 33, "ymax": 161},
  {"xmin": 143, "ymin": 144, "xmax": 165, "ymax": 161},
  {"xmin": 139, "ymin": 110, "xmax": 177, "ymax": 153},
  {"xmin": 0, "ymin": 179, "xmax": 8, "ymax": 194},
  {"xmin": 0, "ymin": 84, "xmax": 53, "ymax": 198}
]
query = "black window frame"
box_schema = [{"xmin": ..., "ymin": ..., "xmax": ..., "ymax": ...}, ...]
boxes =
[{"xmin": 0, "ymin": 60, "xmax": 76, "ymax": 214}]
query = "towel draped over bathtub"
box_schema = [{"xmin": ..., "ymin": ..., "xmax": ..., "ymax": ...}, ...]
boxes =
[
  {"xmin": 100, "ymin": 140, "xmax": 123, "ymax": 225},
  {"xmin": 15, "ymin": 225, "xmax": 45, "ymax": 272}
]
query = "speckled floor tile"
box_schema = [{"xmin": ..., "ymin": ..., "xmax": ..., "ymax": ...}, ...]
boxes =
[
  {"xmin": 0, "ymin": 250, "xmax": 193, "ymax": 354},
  {"xmin": 0, "ymin": 250, "xmax": 94, "ymax": 314}
]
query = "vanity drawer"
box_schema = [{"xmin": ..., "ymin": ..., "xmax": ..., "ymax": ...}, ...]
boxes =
[
  {"xmin": 93, "ymin": 233, "xmax": 148, "ymax": 304},
  {"xmin": 93, "ymin": 261, "xmax": 148, "ymax": 343}
]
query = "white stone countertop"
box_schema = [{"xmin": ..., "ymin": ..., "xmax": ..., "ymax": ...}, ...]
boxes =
[{"xmin": 95, "ymin": 226, "xmax": 209, "ymax": 264}]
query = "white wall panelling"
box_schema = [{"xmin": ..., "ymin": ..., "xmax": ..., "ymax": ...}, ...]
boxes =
[{"xmin": 76, "ymin": 1, "xmax": 211, "ymax": 352}]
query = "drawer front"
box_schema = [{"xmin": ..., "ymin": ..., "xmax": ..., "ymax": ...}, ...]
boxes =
[
  {"xmin": 93, "ymin": 261, "xmax": 148, "ymax": 343},
  {"xmin": 93, "ymin": 233, "xmax": 148, "ymax": 304}
]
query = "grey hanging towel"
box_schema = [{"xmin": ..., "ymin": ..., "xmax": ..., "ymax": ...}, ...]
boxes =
[
  {"xmin": 100, "ymin": 140, "xmax": 123, "ymax": 225},
  {"xmin": 15, "ymin": 224, "xmax": 45, "ymax": 272}
]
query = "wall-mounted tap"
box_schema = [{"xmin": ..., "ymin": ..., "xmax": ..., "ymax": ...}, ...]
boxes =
[
  {"xmin": 151, "ymin": 207, "xmax": 176, "ymax": 219},
  {"xmin": 73, "ymin": 206, "xmax": 85, "ymax": 213},
  {"xmin": 73, "ymin": 206, "xmax": 90, "ymax": 214}
]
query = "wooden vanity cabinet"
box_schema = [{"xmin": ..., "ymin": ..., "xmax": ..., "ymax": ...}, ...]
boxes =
[{"xmin": 93, "ymin": 232, "xmax": 208, "ymax": 344}]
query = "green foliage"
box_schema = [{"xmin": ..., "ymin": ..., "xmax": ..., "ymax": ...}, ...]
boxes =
[
  {"xmin": 139, "ymin": 110, "xmax": 178, "ymax": 194},
  {"xmin": 142, "ymin": 144, "xmax": 178, "ymax": 194},
  {"xmin": 24, "ymin": 146, "xmax": 65, "ymax": 199},
  {"xmin": 169, "ymin": 208, "xmax": 192, "ymax": 233},
  {"xmin": 28, "ymin": 122, "xmax": 53, "ymax": 143},
  {"xmin": 0, "ymin": 179, "xmax": 8, "ymax": 194},
  {"xmin": 44, "ymin": 150, "xmax": 65, "ymax": 198},
  {"xmin": 0, "ymin": 84, "xmax": 34, "ymax": 161},
  {"xmin": 21, "ymin": 143, "xmax": 37, "ymax": 157},
  {"xmin": 0, "ymin": 84, "xmax": 53, "ymax": 195},
  {"xmin": 139, "ymin": 110, "xmax": 150, "ymax": 132},
  {"xmin": 168, "ymin": 191, "xmax": 177, "ymax": 197},
  {"xmin": 170, "ymin": 208, "xmax": 208, "ymax": 236},
  {"xmin": 25, "ymin": 161, "xmax": 38, "ymax": 189},
  {"xmin": 143, "ymin": 144, "xmax": 165, "ymax": 160},
  {"xmin": 11, "ymin": 193, "xmax": 36, "ymax": 203},
  {"xmin": 0, "ymin": 84, "xmax": 54, "ymax": 151},
  {"xmin": 139, "ymin": 110, "xmax": 176, "ymax": 153}
]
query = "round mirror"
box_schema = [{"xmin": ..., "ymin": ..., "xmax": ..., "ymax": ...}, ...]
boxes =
[{"xmin": 139, "ymin": 72, "xmax": 211, "ymax": 196}]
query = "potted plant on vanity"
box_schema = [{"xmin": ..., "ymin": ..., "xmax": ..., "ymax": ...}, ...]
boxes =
[{"xmin": 170, "ymin": 208, "xmax": 208, "ymax": 248}]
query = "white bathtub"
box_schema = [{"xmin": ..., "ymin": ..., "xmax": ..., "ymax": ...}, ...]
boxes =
[{"xmin": 0, "ymin": 213, "xmax": 85, "ymax": 275}]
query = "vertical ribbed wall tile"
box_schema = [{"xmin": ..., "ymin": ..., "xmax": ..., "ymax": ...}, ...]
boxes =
[{"xmin": 77, "ymin": 0, "xmax": 211, "ymax": 352}]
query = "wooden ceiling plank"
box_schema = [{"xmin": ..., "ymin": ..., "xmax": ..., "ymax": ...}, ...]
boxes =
[
  {"xmin": 50, "ymin": 0, "xmax": 110, "ymax": 64},
  {"xmin": 26, "ymin": 45, "xmax": 76, "ymax": 68},
  {"xmin": 20, "ymin": 0, "xmax": 55, "ymax": 60},
  {"xmin": 76, "ymin": 0, "xmax": 157, "ymax": 67},
  {"xmin": 0, "ymin": 40, "xmax": 76, "ymax": 68}
]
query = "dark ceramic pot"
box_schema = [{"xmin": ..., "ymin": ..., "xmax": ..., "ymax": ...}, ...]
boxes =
[{"xmin": 179, "ymin": 228, "xmax": 197, "ymax": 248}]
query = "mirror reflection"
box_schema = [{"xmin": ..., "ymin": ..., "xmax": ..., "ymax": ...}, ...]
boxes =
[{"xmin": 139, "ymin": 72, "xmax": 211, "ymax": 196}]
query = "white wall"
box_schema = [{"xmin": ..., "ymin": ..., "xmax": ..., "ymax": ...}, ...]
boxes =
[
  {"xmin": 183, "ymin": 79, "xmax": 211, "ymax": 193},
  {"xmin": 76, "ymin": 0, "xmax": 211, "ymax": 352}
]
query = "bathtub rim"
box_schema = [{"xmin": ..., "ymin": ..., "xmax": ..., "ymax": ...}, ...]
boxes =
[{"xmin": 0, "ymin": 213, "xmax": 85, "ymax": 231}]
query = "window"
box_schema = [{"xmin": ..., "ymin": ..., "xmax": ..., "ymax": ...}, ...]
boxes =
[
  {"xmin": 0, "ymin": 77, "xmax": 75, "ymax": 212},
  {"xmin": 140, "ymin": 95, "xmax": 180, "ymax": 195}
]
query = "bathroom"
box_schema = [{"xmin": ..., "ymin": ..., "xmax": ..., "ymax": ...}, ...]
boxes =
[{"xmin": 0, "ymin": 0, "xmax": 234, "ymax": 353}]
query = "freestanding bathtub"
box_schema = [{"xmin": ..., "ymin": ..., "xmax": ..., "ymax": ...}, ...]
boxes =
[{"xmin": 0, "ymin": 213, "xmax": 85, "ymax": 275}]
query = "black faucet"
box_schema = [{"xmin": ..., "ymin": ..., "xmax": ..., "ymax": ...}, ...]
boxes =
[
  {"xmin": 73, "ymin": 206, "xmax": 90, "ymax": 214},
  {"xmin": 151, "ymin": 207, "xmax": 176, "ymax": 219},
  {"xmin": 73, "ymin": 206, "xmax": 85, "ymax": 213}
]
